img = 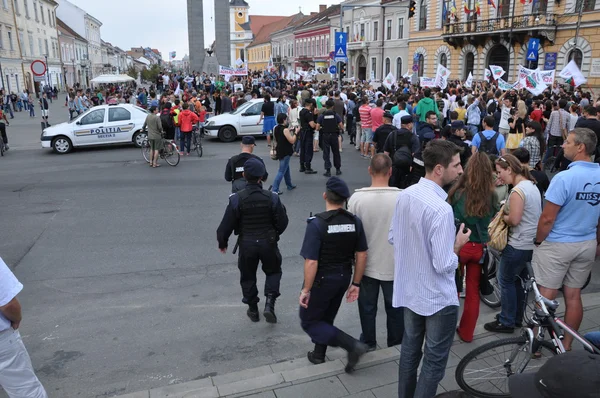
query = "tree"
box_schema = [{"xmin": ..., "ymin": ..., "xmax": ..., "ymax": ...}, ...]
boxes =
[
  {"xmin": 140, "ymin": 64, "xmax": 161, "ymax": 83},
  {"xmin": 126, "ymin": 66, "xmax": 138, "ymax": 79}
]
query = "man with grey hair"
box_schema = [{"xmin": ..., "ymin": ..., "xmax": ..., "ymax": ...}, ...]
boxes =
[{"xmin": 533, "ymin": 127, "xmax": 600, "ymax": 351}]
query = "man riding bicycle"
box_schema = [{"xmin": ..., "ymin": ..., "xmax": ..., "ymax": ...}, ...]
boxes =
[{"xmin": 0, "ymin": 106, "xmax": 9, "ymax": 150}]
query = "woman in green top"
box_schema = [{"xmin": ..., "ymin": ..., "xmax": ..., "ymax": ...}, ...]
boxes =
[{"xmin": 448, "ymin": 152, "xmax": 499, "ymax": 342}]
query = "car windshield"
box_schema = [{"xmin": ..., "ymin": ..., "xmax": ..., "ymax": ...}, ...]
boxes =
[
  {"xmin": 231, "ymin": 102, "xmax": 253, "ymax": 115},
  {"xmin": 133, "ymin": 106, "xmax": 150, "ymax": 114}
]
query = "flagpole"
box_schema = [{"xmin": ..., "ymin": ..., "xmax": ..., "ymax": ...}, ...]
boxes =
[{"xmin": 574, "ymin": 0, "xmax": 584, "ymax": 51}]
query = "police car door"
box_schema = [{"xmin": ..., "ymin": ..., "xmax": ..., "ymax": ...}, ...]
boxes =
[
  {"xmin": 241, "ymin": 102, "xmax": 262, "ymax": 135},
  {"xmin": 73, "ymin": 108, "xmax": 107, "ymax": 146},
  {"xmin": 107, "ymin": 107, "xmax": 135, "ymax": 143}
]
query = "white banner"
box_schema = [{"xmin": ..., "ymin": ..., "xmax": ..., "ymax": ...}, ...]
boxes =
[
  {"xmin": 484, "ymin": 69, "xmax": 491, "ymax": 83},
  {"xmin": 489, "ymin": 65, "xmax": 506, "ymax": 80},
  {"xmin": 382, "ymin": 72, "xmax": 395, "ymax": 90},
  {"xmin": 420, "ymin": 76, "xmax": 437, "ymax": 87},
  {"xmin": 464, "ymin": 72, "xmax": 473, "ymax": 89},
  {"xmin": 524, "ymin": 70, "xmax": 547, "ymax": 96},
  {"xmin": 497, "ymin": 78, "xmax": 515, "ymax": 91},
  {"xmin": 559, "ymin": 60, "xmax": 587, "ymax": 87},
  {"xmin": 219, "ymin": 65, "xmax": 248, "ymax": 76},
  {"xmin": 435, "ymin": 64, "xmax": 451, "ymax": 89},
  {"xmin": 539, "ymin": 70, "xmax": 555, "ymax": 85}
]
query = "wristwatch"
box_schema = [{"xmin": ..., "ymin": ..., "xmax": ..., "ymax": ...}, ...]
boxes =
[
  {"xmin": 351, "ymin": 282, "xmax": 361, "ymax": 287},
  {"xmin": 533, "ymin": 238, "xmax": 543, "ymax": 247}
]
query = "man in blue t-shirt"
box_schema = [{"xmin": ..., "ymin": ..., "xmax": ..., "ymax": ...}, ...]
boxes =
[
  {"xmin": 533, "ymin": 127, "xmax": 600, "ymax": 351},
  {"xmin": 470, "ymin": 116, "xmax": 506, "ymax": 156}
]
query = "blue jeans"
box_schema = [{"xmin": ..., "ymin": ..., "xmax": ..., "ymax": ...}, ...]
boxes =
[
  {"xmin": 467, "ymin": 124, "xmax": 479, "ymax": 138},
  {"xmin": 585, "ymin": 331, "xmax": 600, "ymax": 348},
  {"xmin": 398, "ymin": 306, "xmax": 458, "ymax": 398},
  {"xmin": 180, "ymin": 131, "xmax": 192, "ymax": 153},
  {"xmin": 498, "ymin": 244, "xmax": 532, "ymax": 327},
  {"xmin": 272, "ymin": 155, "xmax": 293, "ymax": 192},
  {"xmin": 357, "ymin": 275, "xmax": 404, "ymax": 348},
  {"xmin": 175, "ymin": 127, "xmax": 181, "ymax": 142},
  {"xmin": 29, "ymin": 105, "xmax": 35, "ymax": 117}
]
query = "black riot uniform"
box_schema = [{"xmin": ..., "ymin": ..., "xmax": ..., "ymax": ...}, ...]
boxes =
[
  {"xmin": 317, "ymin": 101, "xmax": 343, "ymax": 177},
  {"xmin": 299, "ymin": 177, "xmax": 369, "ymax": 372},
  {"xmin": 225, "ymin": 136, "xmax": 268, "ymax": 193},
  {"xmin": 217, "ymin": 158, "xmax": 288, "ymax": 323}
]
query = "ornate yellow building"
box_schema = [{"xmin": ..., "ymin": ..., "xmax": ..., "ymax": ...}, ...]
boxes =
[{"xmin": 407, "ymin": 0, "xmax": 600, "ymax": 87}]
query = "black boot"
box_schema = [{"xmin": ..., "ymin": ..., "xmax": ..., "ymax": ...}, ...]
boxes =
[
  {"xmin": 307, "ymin": 344, "xmax": 327, "ymax": 365},
  {"xmin": 305, "ymin": 163, "xmax": 317, "ymax": 174},
  {"xmin": 336, "ymin": 169, "xmax": 342, "ymax": 176},
  {"xmin": 263, "ymin": 295, "xmax": 277, "ymax": 324},
  {"xmin": 323, "ymin": 168, "xmax": 331, "ymax": 177},
  {"xmin": 246, "ymin": 303, "xmax": 259, "ymax": 322},
  {"xmin": 299, "ymin": 162, "xmax": 306, "ymax": 173},
  {"xmin": 332, "ymin": 330, "xmax": 368, "ymax": 373}
]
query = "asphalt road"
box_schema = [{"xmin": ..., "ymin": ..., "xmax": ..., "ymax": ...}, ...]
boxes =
[{"xmin": 1, "ymin": 101, "xmax": 599, "ymax": 398}]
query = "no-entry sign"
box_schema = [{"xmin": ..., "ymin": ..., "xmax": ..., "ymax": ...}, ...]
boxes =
[{"xmin": 31, "ymin": 60, "xmax": 46, "ymax": 76}]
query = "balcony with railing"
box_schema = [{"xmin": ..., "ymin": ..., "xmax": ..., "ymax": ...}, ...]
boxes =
[{"xmin": 442, "ymin": 13, "xmax": 558, "ymax": 46}]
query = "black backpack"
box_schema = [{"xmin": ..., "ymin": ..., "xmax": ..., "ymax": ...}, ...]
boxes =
[
  {"xmin": 160, "ymin": 110, "xmax": 175, "ymax": 131},
  {"xmin": 487, "ymin": 100, "xmax": 498, "ymax": 116},
  {"xmin": 392, "ymin": 130, "xmax": 413, "ymax": 170},
  {"xmin": 477, "ymin": 131, "xmax": 500, "ymax": 155},
  {"xmin": 353, "ymin": 104, "xmax": 361, "ymax": 122}
]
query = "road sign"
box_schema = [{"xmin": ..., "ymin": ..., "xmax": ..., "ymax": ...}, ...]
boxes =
[
  {"xmin": 526, "ymin": 38, "xmax": 540, "ymax": 62},
  {"xmin": 334, "ymin": 32, "xmax": 348, "ymax": 62},
  {"xmin": 412, "ymin": 64, "xmax": 419, "ymax": 72},
  {"xmin": 33, "ymin": 75, "xmax": 45, "ymax": 82},
  {"xmin": 544, "ymin": 52, "xmax": 558, "ymax": 70},
  {"xmin": 31, "ymin": 60, "xmax": 46, "ymax": 76},
  {"xmin": 329, "ymin": 51, "xmax": 335, "ymax": 60},
  {"xmin": 329, "ymin": 65, "xmax": 337, "ymax": 74}
]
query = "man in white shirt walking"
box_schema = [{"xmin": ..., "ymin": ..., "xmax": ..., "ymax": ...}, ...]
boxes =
[
  {"xmin": 348, "ymin": 154, "xmax": 403, "ymax": 351},
  {"xmin": 389, "ymin": 140, "xmax": 471, "ymax": 398},
  {"xmin": 0, "ymin": 257, "xmax": 47, "ymax": 398}
]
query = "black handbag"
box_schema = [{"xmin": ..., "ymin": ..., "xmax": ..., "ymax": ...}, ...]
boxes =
[{"xmin": 475, "ymin": 222, "xmax": 495, "ymax": 296}]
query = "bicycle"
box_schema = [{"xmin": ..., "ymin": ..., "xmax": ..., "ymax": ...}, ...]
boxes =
[
  {"xmin": 191, "ymin": 125, "xmax": 203, "ymax": 157},
  {"xmin": 455, "ymin": 262, "xmax": 600, "ymax": 398},
  {"xmin": 543, "ymin": 145, "xmax": 561, "ymax": 173},
  {"xmin": 479, "ymin": 247, "xmax": 501, "ymax": 309},
  {"xmin": 142, "ymin": 137, "xmax": 180, "ymax": 166}
]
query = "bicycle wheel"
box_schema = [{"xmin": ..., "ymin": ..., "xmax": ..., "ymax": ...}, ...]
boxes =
[
  {"xmin": 0, "ymin": 137, "xmax": 4, "ymax": 156},
  {"xmin": 163, "ymin": 142, "xmax": 180, "ymax": 166},
  {"xmin": 141, "ymin": 140, "xmax": 150, "ymax": 163},
  {"xmin": 480, "ymin": 277, "xmax": 501, "ymax": 308},
  {"xmin": 456, "ymin": 336, "xmax": 557, "ymax": 398},
  {"xmin": 196, "ymin": 134, "xmax": 203, "ymax": 157},
  {"xmin": 543, "ymin": 156, "xmax": 556, "ymax": 173}
]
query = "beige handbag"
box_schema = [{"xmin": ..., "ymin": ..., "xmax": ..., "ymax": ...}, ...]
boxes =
[{"xmin": 488, "ymin": 187, "xmax": 524, "ymax": 251}]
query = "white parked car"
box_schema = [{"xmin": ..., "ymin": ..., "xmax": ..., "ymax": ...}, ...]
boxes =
[
  {"xmin": 204, "ymin": 98, "xmax": 278, "ymax": 142},
  {"xmin": 41, "ymin": 104, "xmax": 149, "ymax": 154}
]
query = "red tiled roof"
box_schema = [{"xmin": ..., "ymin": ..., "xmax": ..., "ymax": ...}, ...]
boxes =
[
  {"xmin": 248, "ymin": 15, "xmax": 289, "ymax": 37},
  {"xmin": 248, "ymin": 14, "xmax": 304, "ymax": 47}
]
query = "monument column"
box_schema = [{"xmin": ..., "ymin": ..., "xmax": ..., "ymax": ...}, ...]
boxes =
[
  {"xmin": 214, "ymin": 0, "xmax": 231, "ymax": 67},
  {"xmin": 187, "ymin": 0, "xmax": 205, "ymax": 73}
]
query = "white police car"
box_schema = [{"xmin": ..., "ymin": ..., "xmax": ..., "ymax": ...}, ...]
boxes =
[
  {"xmin": 41, "ymin": 104, "xmax": 149, "ymax": 154},
  {"xmin": 204, "ymin": 98, "xmax": 277, "ymax": 142}
]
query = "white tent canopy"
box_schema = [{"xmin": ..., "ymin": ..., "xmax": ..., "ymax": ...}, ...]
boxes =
[{"xmin": 90, "ymin": 74, "xmax": 135, "ymax": 84}]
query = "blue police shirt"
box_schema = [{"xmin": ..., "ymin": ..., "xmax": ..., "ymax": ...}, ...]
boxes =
[
  {"xmin": 300, "ymin": 215, "xmax": 368, "ymax": 261},
  {"xmin": 471, "ymin": 129, "xmax": 506, "ymax": 154},
  {"xmin": 545, "ymin": 161, "xmax": 600, "ymax": 242}
]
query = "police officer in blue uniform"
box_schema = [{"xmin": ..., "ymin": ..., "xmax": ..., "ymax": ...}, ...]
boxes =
[
  {"xmin": 299, "ymin": 177, "xmax": 369, "ymax": 372},
  {"xmin": 217, "ymin": 158, "xmax": 289, "ymax": 323},
  {"xmin": 316, "ymin": 99, "xmax": 344, "ymax": 177},
  {"xmin": 225, "ymin": 136, "xmax": 269, "ymax": 193}
]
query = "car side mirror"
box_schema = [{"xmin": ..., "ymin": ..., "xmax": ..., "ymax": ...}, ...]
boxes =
[
  {"xmin": 75, "ymin": 121, "xmax": 81, "ymax": 125},
  {"xmin": 241, "ymin": 113, "xmax": 248, "ymax": 117}
]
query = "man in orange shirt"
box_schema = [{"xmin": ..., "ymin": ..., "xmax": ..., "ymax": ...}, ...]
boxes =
[{"xmin": 370, "ymin": 99, "xmax": 385, "ymax": 158}]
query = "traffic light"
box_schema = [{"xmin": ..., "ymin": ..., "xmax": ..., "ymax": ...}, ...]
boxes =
[
  {"xmin": 339, "ymin": 62, "xmax": 347, "ymax": 80},
  {"xmin": 409, "ymin": 0, "xmax": 416, "ymax": 18}
]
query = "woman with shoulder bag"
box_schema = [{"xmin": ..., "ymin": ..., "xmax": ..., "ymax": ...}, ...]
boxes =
[
  {"xmin": 449, "ymin": 153, "xmax": 500, "ymax": 342},
  {"xmin": 270, "ymin": 113, "xmax": 297, "ymax": 195},
  {"xmin": 484, "ymin": 154, "xmax": 542, "ymax": 333},
  {"xmin": 288, "ymin": 99, "xmax": 301, "ymax": 156}
]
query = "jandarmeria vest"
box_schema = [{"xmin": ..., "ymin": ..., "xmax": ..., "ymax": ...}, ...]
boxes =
[
  {"xmin": 316, "ymin": 209, "xmax": 358, "ymax": 271},
  {"xmin": 237, "ymin": 187, "xmax": 275, "ymax": 239},
  {"xmin": 320, "ymin": 110, "xmax": 339, "ymax": 134}
]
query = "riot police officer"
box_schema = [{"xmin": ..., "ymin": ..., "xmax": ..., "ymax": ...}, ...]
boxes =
[
  {"xmin": 316, "ymin": 99, "xmax": 344, "ymax": 177},
  {"xmin": 217, "ymin": 158, "xmax": 289, "ymax": 323},
  {"xmin": 225, "ymin": 136, "xmax": 269, "ymax": 193},
  {"xmin": 299, "ymin": 177, "xmax": 369, "ymax": 373}
]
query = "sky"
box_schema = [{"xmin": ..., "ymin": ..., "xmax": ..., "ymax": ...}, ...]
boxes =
[{"xmin": 66, "ymin": 0, "xmax": 339, "ymax": 61}]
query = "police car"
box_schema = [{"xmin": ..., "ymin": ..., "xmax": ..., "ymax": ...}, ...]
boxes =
[
  {"xmin": 40, "ymin": 104, "xmax": 149, "ymax": 154},
  {"xmin": 204, "ymin": 98, "xmax": 278, "ymax": 143}
]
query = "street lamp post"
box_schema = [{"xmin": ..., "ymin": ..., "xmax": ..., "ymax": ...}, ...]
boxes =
[
  {"xmin": 44, "ymin": 54, "xmax": 50, "ymax": 95},
  {"xmin": 72, "ymin": 58, "xmax": 75, "ymax": 88},
  {"xmin": 0, "ymin": 61, "xmax": 5, "ymax": 93}
]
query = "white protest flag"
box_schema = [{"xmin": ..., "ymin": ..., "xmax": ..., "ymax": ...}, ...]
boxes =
[
  {"xmin": 559, "ymin": 60, "xmax": 587, "ymax": 87},
  {"xmin": 403, "ymin": 70, "xmax": 413, "ymax": 79},
  {"xmin": 484, "ymin": 68, "xmax": 491, "ymax": 83},
  {"xmin": 420, "ymin": 76, "xmax": 437, "ymax": 88},
  {"xmin": 383, "ymin": 72, "xmax": 395, "ymax": 89},
  {"xmin": 235, "ymin": 58, "xmax": 244, "ymax": 67},
  {"xmin": 539, "ymin": 70, "xmax": 555, "ymax": 85},
  {"xmin": 497, "ymin": 78, "xmax": 515, "ymax": 91},
  {"xmin": 524, "ymin": 70, "xmax": 547, "ymax": 96},
  {"xmin": 518, "ymin": 65, "xmax": 536, "ymax": 88},
  {"xmin": 223, "ymin": 74, "xmax": 231, "ymax": 82},
  {"xmin": 435, "ymin": 63, "xmax": 451, "ymax": 89},
  {"xmin": 489, "ymin": 65, "xmax": 506, "ymax": 80},
  {"xmin": 464, "ymin": 72, "xmax": 473, "ymax": 89}
]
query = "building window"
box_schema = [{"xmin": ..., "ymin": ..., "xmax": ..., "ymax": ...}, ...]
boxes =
[
  {"xmin": 47, "ymin": 9, "xmax": 51, "ymax": 26},
  {"xmin": 464, "ymin": 52, "xmax": 474, "ymax": 80},
  {"xmin": 569, "ymin": 48, "xmax": 583, "ymax": 69},
  {"xmin": 419, "ymin": 0, "xmax": 427, "ymax": 30},
  {"xmin": 40, "ymin": 4, "xmax": 44, "ymax": 24},
  {"xmin": 398, "ymin": 18, "xmax": 404, "ymax": 39},
  {"xmin": 7, "ymin": 30, "xmax": 13, "ymax": 51},
  {"xmin": 24, "ymin": 0, "xmax": 29, "ymax": 17},
  {"xmin": 371, "ymin": 57, "xmax": 377, "ymax": 79},
  {"xmin": 396, "ymin": 57, "xmax": 403, "ymax": 77},
  {"xmin": 373, "ymin": 21, "xmax": 378, "ymax": 41},
  {"xmin": 33, "ymin": 1, "xmax": 37, "ymax": 21},
  {"xmin": 532, "ymin": 0, "xmax": 548, "ymax": 14},
  {"xmin": 442, "ymin": 0, "xmax": 452, "ymax": 24},
  {"xmin": 37, "ymin": 37, "xmax": 41, "ymax": 55},
  {"xmin": 2, "ymin": 0, "xmax": 7, "ymax": 9},
  {"xmin": 360, "ymin": 23, "xmax": 365, "ymax": 40},
  {"xmin": 44, "ymin": 38, "xmax": 48, "ymax": 55},
  {"xmin": 28, "ymin": 32, "xmax": 33, "ymax": 55},
  {"xmin": 13, "ymin": 0, "xmax": 18, "ymax": 14},
  {"xmin": 417, "ymin": 53, "xmax": 424, "ymax": 77},
  {"xmin": 386, "ymin": 20, "xmax": 392, "ymax": 40},
  {"xmin": 440, "ymin": 53, "xmax": 447, "ymax": 67},
  {"xmin": 385, "ymin": 58, "xmax": 391, "ymax": 76},
  {"xmin": 583, "ymin": 0, "xmax": 596, "ymax": 11},
  {"xmin": 0, "ymin": 26, "xmax": 3, "ymax": 49},
  {"xmin": 18, "ymin": 31, "xmax": 23, "ymax": 54},
  {"xmin": 498, "ymin": 0, "xmax": 510, "ymax": 17}
]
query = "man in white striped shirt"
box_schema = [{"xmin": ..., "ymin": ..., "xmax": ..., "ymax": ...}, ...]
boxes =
[{"xmin": 389, "ymin": 140, "xmax": 471, "ymax": 398}]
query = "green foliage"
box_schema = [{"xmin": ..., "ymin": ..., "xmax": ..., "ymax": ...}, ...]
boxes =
[
  {"xmin": 126, "ymin": 66, "xmax": 138, "ymax": 79},
  {"xmin": 140, "ymin": 64, "xmax": 162, "ymax": 83}
]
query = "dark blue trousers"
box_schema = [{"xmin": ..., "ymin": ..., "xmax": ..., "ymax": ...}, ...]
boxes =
[
  {"xmin": 238, "ymin": 239, "xmax": 282, "ymax": 305},
  {"xmin": 299, "ymin": 271, "xmax": 351, "ymax": 345},
  {"xmin": 299, "ymin": 130, "xmax": 314, "ymax": 166},
  {"xmin": 322, "ymin": 133, "xmax": 341, "ymax": 170}
]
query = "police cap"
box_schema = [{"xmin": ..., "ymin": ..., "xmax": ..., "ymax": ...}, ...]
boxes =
[
  {"xmin": 243, "ymin": 158, "xmax": 265, "ymax": 178},
  {"xmin": 242, "ymin": 136, "xmax": 256, "ymax": 145},
  {"xmin": 400, "ymin": 115, "xmax": 413, "ymax": 125},
  {"xmin": 326, "ymin": 177, "xmax": 351, "ymax": 199},
  {"xmin": 383, "ymin": 112, "xmax": 394, "ymax": 120},
  {"xmin": 451, "ymin": 120, "xmax": 465, "ymax": 130}
]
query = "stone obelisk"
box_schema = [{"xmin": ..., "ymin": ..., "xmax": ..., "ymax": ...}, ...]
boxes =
[
  {"xmin": 187, "ymin": 0, "xmax": 205, "ymax": 73},
  {"xmin": 188, "ymin": 0, "xmax": 231, "ymax": 73}
]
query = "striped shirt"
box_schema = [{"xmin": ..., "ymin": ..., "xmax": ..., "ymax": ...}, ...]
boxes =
[
  {"xmin": 388, "ymin": 177, "xmax": 459, "ymax": 315},
  {"xmin": 359, "ymin": 105, "xmax": 373, "ymax": 129}
]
